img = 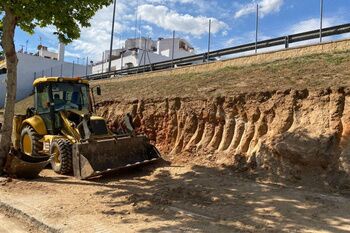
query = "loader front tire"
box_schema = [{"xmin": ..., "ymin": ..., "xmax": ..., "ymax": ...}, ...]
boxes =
[
  {"xmin": 50, "ymin": 139, "xmax": 72, "ymax": 174},
  {"xmin": 20, "ymin": 125, "xmax": 43, "ymax": 157}
]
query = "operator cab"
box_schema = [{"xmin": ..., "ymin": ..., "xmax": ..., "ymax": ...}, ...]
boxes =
[
  {"xmin": 36, "ymin": 81, "xmax": 90, "ymax": 113},
  {"xmin": 33, "ymin": 77, "xmax": 92, "ymax": 134}
]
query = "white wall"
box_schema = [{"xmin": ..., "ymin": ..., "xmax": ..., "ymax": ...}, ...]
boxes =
[
  {"xmin": 136, "ymin": 50, "xmax": 170, "ymax": 65},
  {"xmin": 157, "ymin": 38, "xmax": 195, "ymax": 59},
  {"xmin": 92, "ymin": 51, "xmax": 174, "ymax": 74},
  {"xmin": 0, "ymin": 53, "xmax": 92, "ymax": 107},
  {"xmin": 92, "ymin": 54, "xmax": 138, "ymax": 73},
  {"xmin": 92, "ymin": 38, "xmax": 196, "ymax": 74}
]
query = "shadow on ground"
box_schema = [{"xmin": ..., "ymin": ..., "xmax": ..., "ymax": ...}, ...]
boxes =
[{"xmin": 31, "ymin": 159, "xmax": 350, "ymax": 233}]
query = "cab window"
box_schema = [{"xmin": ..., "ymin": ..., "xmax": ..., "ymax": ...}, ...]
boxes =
[{"xmin": 35, "ymin": 84, "xmax": 50, "ymax": 113}]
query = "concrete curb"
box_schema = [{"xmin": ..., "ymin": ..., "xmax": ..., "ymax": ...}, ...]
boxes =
[{"xmin": 0, "ymin": 200, "xmax": 61, "ymax": 233}]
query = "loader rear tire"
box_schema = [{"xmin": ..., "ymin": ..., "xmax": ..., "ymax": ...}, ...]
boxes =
[
  {"xmin": 50, "ymin": 139, "xmax": 72, "ymax": 174},
  {"xmin": 20, "ymin": 125, "xmax": 43, "ymax": 157}
]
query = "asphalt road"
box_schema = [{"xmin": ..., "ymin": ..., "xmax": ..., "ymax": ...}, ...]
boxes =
[{"xmin": 0, "ymin": 212, "xmax": 34, "ymax": 233}]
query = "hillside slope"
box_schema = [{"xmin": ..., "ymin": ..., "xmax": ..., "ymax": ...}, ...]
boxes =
[
  {"xmin": 6, "ymin": 43, "xmax": 350, "ymax": 187},
  {"xmin": 93, "ymin": 47, "xmax": 350, "ymax": 187},
  {"xmin": 94, "ymin": 50, "xmax": 350, "ymax": 102}
]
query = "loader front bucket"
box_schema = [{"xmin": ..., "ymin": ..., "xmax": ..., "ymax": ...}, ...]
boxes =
[
  {"xmin": 4, "ymin": 150, "xmax": 50, "ymax": 179},
  {"xmin": 72, "ymin": 135, "xmax": 161, "ymax": 179}
]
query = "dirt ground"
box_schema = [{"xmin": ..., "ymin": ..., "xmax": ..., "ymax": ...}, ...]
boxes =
[
  {"xmin": 1, "ymin": 160, "xmax": 349, "ymax": 233},
  {"xmin": 0, "ymin": 212, "xmax": 42, "ymax": 233},
  {"xmin": 1, "ymin": 44, "xmax": 350, "ymax": 232}
]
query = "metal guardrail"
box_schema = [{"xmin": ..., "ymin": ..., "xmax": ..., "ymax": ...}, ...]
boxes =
[{"xmin": 84, "ymin": 23, "xmax": 350, "ymax": 80}]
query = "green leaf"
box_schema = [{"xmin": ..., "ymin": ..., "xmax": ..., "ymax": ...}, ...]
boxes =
[{"xmin": 3, "ymin": 0, "xmax": 113, "ymax": 43}]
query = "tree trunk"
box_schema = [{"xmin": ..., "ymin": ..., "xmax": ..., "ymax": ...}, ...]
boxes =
[{"xmin": 0, "ymin": 8, "xmax": 17, "ymax": 172}]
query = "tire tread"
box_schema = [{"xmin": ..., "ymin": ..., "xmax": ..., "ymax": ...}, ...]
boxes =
[
  {"xmin": 21, "ymin": 125, "xmax": 43, "ymax": 156},
  {"xmin": 51, "ymin": 139, "xmax": 72, "ymax": 174}
]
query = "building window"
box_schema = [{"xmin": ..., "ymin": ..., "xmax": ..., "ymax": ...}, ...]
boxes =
[{"xmin": 125, "ymin": 62, "xmax": 134, "ymax": 68}]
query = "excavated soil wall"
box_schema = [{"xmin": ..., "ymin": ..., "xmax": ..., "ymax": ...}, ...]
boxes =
[{"xmin": 97, "ymin": 88, "xmax": 350, "ymax": 184}]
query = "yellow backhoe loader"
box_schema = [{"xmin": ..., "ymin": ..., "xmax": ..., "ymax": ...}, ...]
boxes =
[{"xmin": 8, "ymin": 77, "xmax": 160, "ymax": 179}]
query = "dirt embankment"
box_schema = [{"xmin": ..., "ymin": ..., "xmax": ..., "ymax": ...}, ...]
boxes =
[{"xmin": 97, "ymin": 88, "xmax": 350, "ymax": 187}]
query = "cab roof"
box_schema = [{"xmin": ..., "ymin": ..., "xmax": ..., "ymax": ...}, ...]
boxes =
[{"xmin": 33, "ymin": 77, "xmax": 89, "ymax": 87}]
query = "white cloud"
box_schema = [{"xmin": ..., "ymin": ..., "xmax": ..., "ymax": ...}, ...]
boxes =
[
  {"xmin": 141, "ymin": 25, "xmax": 154, "ymax": 36},
  {"xmin": 225, "ymin": 31, "xmax": 271, "ymax": 47},
  {"xmin": 147, "ymin": 0, "xmax": 195, "ymax": 3},
  {"xmin": 68, "ymin": 3, "xmax": 128, "ymax": 60},
  {"xmin": 285, "ymin": 17, "xmax": 346, "ymax": 48},
  {"xmin": 138, "ymin": 4, "xmax": 228, "ymax": 37},
  {"xmin": 64, "ymin": 51, "xmax": 82, "ymax": 58},
  {"xmin": 288, "ymin": 17, "xmax": 344, "ymax": 34},
  {"xmin": 234, "ymin": 0, "xmax": 283, "ymax": 19},
  {"xmin": 224, "ymin": 38, "xmax": 236, "ymax": 47},
  {"xmin": 30, "ymin": 1, "xmax": 231, "ymax": 60},
  {"xmin": 168, "ymin": 0, "xmax": 195, "ymax": 3}
]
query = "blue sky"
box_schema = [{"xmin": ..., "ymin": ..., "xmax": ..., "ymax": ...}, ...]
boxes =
[{"xmin": 12, "ymin": 0, "xmax": 350, "ymax": 63}]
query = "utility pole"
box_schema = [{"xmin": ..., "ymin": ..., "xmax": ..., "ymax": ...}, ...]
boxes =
[
  {"xmin": 85, "ymin": 56, "xmax": 89, "ymax": 76},
  {"xmin": 101, "ymin": 52, "xmax": 105, "ymax": 73},
  {"xmin": 320, "ymin": 0, "xmax": 324, "ymax": 43},
  {"xmin": 255, "ymin": 4, "xmax": 259, "ymax": 54},
  {"xmin": 207, "ymin": 19, "xmax": 211, "ymax": 62},
  {"xmin": 139, "ymin": 15, "xmax": 142, "ymax": 40},
  {"xmin": 134, "ymin": 0, "xmax": 139, "ymax": 38},
  {"xmin": 25, "ymin": 40, "xmax": 29, "ymax": 53},
  {"xmin": 172, "ymin": 30, "xmax": 175, "ymax": 68},
  {"xmin": 109, "ymin": 0, "xmax": 117, "ymax": 72},
  {"xmin": 120, "ymin": 51, "xmax": 124, "ymax": 70},
  {"xmin": 72, "ymin": 61, "xmax": 75, "ymax": 77}
]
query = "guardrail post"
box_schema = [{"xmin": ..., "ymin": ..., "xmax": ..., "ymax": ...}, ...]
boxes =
[{"xmin": 285, "ymin": 36, "xmax": 289, "ymax": 48}]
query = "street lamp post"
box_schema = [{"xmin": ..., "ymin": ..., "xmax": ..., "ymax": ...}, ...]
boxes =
[
  {"xmin": 172, "ymin": 30, "xmax": 175, "ymax": 68},
  {"xmin": 255, "ymin": 4, "xmax": 259, "ymax": 54},
  {"xmin": 207, "ymin": 19, "xmax": 211, "ymax": 62},
  {"xmin": 320, "ymin": 0, "xmax": 324, "ymax": 43},
  {"xmin": 108, "ymin": 0, "xmax": 117, "ymax": 72}
]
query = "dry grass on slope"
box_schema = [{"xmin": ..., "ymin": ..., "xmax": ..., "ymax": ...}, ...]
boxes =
[
  {"xmin": 93, "ymin": 50, "xmax": 350, "ymax": 103},
  {"xmin": 3, "ymin": 49, "xmax": 350, "ymax": 114}
]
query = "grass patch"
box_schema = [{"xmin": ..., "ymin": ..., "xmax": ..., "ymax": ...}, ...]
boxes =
[{"xmin": 93, "ymin": 49, "xmax": 350, "ymax": 102}]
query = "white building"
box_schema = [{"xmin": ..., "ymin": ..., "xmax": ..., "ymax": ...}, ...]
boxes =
[
  {"xmin": 0, "ymin": 43, "xmax": 92, "ymax": 107},
  {"xmin": 92, "ymin": 37, "xmax": 195, "ymax": 73}
]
